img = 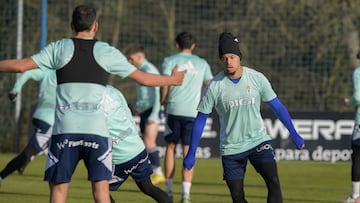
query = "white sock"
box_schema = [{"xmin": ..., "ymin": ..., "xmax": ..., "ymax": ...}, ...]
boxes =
[
  {"xmin": 182, "ymin": 181, "xmax": 192, "ymax": 196},
  {"xmin": 352, "ymin": 181, "xmax": 360, "ymax": 198},
  {"xmin": 153, "ymin": 166, "xmax": 163, "ymax": 176},
  {"xmin": 166, "ymin": 179, "xmax": 173, "ymax": 193}
]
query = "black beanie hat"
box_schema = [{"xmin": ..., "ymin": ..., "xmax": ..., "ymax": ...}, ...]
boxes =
[{"xmin": 218, "ymin": 32, "xmax": 242, "ymax": 59}]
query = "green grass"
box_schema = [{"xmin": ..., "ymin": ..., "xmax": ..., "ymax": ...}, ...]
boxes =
[{"xmin": 0, "ymin": 153, "xmax": 352, "ymax": 203}]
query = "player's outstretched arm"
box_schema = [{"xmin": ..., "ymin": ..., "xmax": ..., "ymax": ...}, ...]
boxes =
[
  {"xmin": 266, "ymin": 97, "xmax": 305, "ymax": 149},
  {"xmin": 0, "ymin": 58, "xmax": 37, "ymax": 73},
  {"xmin": 183, "ymin": 112, "xmax": 208, "ymax": 169},
  {"xmin": 128, "ymin": 65, "xmax": 186, "ymax": 87}
]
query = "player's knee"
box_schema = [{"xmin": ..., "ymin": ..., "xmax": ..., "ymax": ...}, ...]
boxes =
[
  {"xmin": 136, "ymin": 179, "xmax": 154, "ymax": 195},
  {"xmin": 166, "ymin": 143, "xmax": 176, "ymax": 151},
  {"xmin": 23, "ymin": 144, "xmax": 38, "ymax": 158},
  {"xmin": 267, "ymin": 175, "xmax": 281, "ymax": 187},
  {"xmin": 226, "ymin": 179, "xmax": 247, "ymax": 203},
  {"xmin": 264, "ymin": 175, "xmax": 283, "ymax": 203}
]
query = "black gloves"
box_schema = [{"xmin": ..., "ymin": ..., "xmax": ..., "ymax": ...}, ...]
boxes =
[{"xmin": 8, "ymin": 91, "xmax": 18, "ymax": 103}]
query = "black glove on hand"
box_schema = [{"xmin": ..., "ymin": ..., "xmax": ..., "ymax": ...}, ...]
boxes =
[{"xmin": 8, "ymin": 92, "xmax": 18, "ymax": 103}]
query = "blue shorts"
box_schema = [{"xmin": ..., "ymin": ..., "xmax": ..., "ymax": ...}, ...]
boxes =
[
  {"xmin": 44, "ymin": 133, "xmax": 112, "ymax": 183},
  {"xmin": 109, "ymin": 149, "xmax": 153, "ymax": 191},
  {"xmin": 164, "ymin": 114, "xmax": 195, "ymax": 145},
  {"xmin": 221, "ymin": 141, "xmax": 275, "ymax": 180},
  {"xmin": 139, "ymin": 108, "xmax": 152, "ymax": 134},
  {"xmin": 29, "ymin": 118, "xmax": 52, "ymax": 153}
]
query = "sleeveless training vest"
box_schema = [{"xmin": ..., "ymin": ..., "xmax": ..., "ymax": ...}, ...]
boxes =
[{"xmin": 56, "ymin": 38, "xmax": 109, "ymax": 85}]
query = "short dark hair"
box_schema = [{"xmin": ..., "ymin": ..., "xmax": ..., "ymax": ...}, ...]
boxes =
[
  {"xmin": 125, "ymin": 44, "xmax": 145, "ymax": 57},
  {"xmin": 175, "ymin": 32, "xmax": 195, "ymax": 50},
  {"xmin": 71, "ymin": 5, "xmax": 97, "ymax": 32}
]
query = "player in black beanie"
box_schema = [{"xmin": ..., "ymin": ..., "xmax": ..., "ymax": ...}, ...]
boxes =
[
  {"xmin": 184, "ymin": 31, "xmax": 304, "ymax": 203},
  {"xmin": 218, "ymin": 32, "xmax": 242, "ymax": 60}
]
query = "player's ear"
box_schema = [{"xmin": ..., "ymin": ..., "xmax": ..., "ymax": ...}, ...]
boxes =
[
  {"xmin": 191, "ymin": 43, "xmax": 196, "ymax": 51},
  {"xmin": 93, "ymin": 21, "xmax": 98, "ymax": 33}
]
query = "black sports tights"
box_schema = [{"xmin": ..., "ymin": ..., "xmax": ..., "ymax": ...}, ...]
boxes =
[
  {"xmin": 352, "ymin": 145, "xmax": 360, "ymax": 181},
  {"xmin": 255, "ymin": 162, "xmax": 283, "ymax": 203},
  {"xmin": 136, "ymin": 178, "xmax": 171, "ymax": 203},
  {"xmin": 110, "ymin": 178, "xmax": 171, "ymax": 203},
  {"xmin": 0, "ymin": 144, "xmax": 37, "ymax": 179},
  {"xmin": 226, "ymin": 179, "xmax": 247, "ymax": 203},
  {"xmin": 226, "ymin": 162, "xmax": 283, "ymax": 203}
]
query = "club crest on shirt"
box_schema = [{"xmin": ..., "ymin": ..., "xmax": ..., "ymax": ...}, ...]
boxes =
[{"xmin": 246, "ymin": 85, "xmax": 251, "ymax": 94}]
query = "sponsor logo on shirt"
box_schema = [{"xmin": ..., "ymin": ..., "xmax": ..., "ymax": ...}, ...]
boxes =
[
  {"xmin": 225, "ymin": 97, "xmax": 255, "ymax": 110},
  {"xmin": 179, "ymin": 61, "xmax": 198, "ymax": 74}
]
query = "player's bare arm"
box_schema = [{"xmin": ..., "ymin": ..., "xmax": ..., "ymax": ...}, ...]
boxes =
[
  {"xmin": 160, "ymin": 86, "xmax": 169, "ymax": 105},
  {"xmin": 0, "ymin": 58, "xmax": 38, "ymax": 73},
  {"xmin": 128, "ymin": 64, "xmax": 185, "ymax": 86}
]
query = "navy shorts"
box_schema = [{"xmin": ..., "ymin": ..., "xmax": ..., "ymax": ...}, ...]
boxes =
[
  {"xmin": 352, "ymin": 124, "xmax": 360, "ymax": 146},
  {"xmin": 164, "ymin": 114, "xmax": 195, "ymax": 145},
  {"xmin": 29, "ymin": 118, "xmax": 52, "ymax": 153},
  {"xmin": 221, "ymin": 141, "xmax": 276, "ymax": 180},
  {"xmin": 139, "ymin": 108, "xmax": 152, "ymax": 134},
  {"xmin": 44, "ymin": 133, "xmax": 112, "ymax": 183},
  {"xmin": 109, "ymin": 149, "xmax": 153, "ymax": 191}
]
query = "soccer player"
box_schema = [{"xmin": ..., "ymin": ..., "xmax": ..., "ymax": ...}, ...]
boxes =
[
  {"xmin": 0, "ymin": 69, "xmax": 55, "ymax": 183},
  {"xmin": 161, "ymin": 31, "xmax": 213, "ymax": 203},
  {"xmin": 103, "ymin": 85, "xmax": 170, "ymax": 203},
  {"xmin": 125, "ymin": 44, "xmax": 165, "ymax": 185},
  {"xmin": 341, "ymin": 52, "xmax": 360, "ymax": 203},
  {"xmin": 183, "ymin": 32, "xmax": 305, "ymax": 203},
  {"xmin": 0, "ymin": 5, "xmax": 184, "ymax": 203}
]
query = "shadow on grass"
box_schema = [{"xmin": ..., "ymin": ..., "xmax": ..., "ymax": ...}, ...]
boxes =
[
  {"xmin": 18, "ymin": 173, "xmax": 43, "ymax": 178},
  {"xmin": 102, "ymin": 182, "xmax": 335, "ymax": 203},
  {"xmin": 281, "ymin": 197, "xmax": 335, "ymax": 203},
  {"xmin": 0, "ymin": 190, "xmax": 48, "ymax": 198},
  {"xmin": 0, "ymin": 190, "xmax": 95, "ymax": 201},
  {"xmin": 194, "ymin": 180, "xmax": 265, "ymax": 189}
]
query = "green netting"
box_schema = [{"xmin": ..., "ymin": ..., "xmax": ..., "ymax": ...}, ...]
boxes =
[{"xmin": 1, "ymin": 0, "xmax": 360, "ymax": 152}]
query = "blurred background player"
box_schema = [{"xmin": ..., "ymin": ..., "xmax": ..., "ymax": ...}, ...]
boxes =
[
  {"xmin": 160, "ymin": 31, "xmax": 213, "ymax": 203},
  {"xmin": 0, "ymin": 69, "xmax": 55, "ymax": 184},
  {"xmin": 341, "ymin": 52, "xmax": 360, "ymax": 203},
  {"xmin": 183, "ymin": 32, "xmax": 304, "ymax": 203},
  {"xmin": 103, "ymin": 85, "xmax": 170, "ymax": 203},
  {"xmin": 125, "ymin": 44, "xmax": 165, "ymax": 185}
]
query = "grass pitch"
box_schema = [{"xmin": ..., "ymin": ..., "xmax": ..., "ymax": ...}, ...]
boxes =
[{"xmin": 0, "ymin": 153, "xmax": 351, "ymax": 203}]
